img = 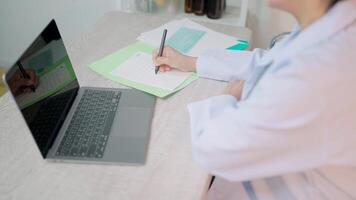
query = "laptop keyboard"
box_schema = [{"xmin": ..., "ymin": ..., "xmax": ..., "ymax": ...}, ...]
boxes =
[
  {"xmin": 56, "ymin": 89, "xmax": 121, "ymax": 158},
  {"xmin": 29, "ymin": 89, "xmax": 76, "ymax": 157}
]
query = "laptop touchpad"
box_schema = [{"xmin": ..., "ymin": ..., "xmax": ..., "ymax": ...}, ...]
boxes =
[
  {"xmin": 102, "ymin": 107, "xmax": 153, "ymax": 164},
  {"xmin": 110, "ymin": 107, "xmax": 153, "ymax": 137}
]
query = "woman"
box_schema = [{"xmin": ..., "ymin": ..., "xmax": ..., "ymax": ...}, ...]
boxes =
[{"xmin": 153, "ymin": 0, "xmax": 356, "ymax": 199}]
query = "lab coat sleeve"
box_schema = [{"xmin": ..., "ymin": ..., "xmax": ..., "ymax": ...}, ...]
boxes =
[
  {"xmin": 196, "ymin": 48, "xmax": 267, "ymax": 81},
  {"xmin": 187, "ymin": 65, "xmax": 327, "ymax": 182}
]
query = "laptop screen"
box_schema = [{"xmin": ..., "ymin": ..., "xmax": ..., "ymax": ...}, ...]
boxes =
[{"xmin": 5, "ymin": 20, "xmax": 79, "ymax": 158}]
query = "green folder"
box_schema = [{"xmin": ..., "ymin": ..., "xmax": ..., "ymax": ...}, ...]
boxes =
[{"xmin": 88, "ymin": 41, "xmax": 198, "ymax": 98}]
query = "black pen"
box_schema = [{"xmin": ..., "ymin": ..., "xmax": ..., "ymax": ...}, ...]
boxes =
[
  {"xmin": 17, "ymin": 61, "xmax": 36, "ymax": 92},
  {"xmin": 155, "ymin": 29, "xmax": 168, "ymax": 74}
]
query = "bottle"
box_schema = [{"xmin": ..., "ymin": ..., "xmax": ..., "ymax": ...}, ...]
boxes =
[
  {"xmin": 207, "ymin": 0, "xmax": 225, "ymax": 19},
  {"xmin": 185, "ymin": 0, "xmax": 194, "ymax": 13},
  {"xmin": 194, "ymin": 0, "xmax": 205, "ymax": 16}
]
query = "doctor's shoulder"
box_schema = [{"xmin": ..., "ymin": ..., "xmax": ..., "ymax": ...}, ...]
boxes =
[
  {"xmin": 288, "ymin": 21, "xmax": 356, "ymax": 79},
  {"xmin": 275, "ymin": 23, "xmax": 356, "ymax": 107},
  {"xmin": 259, "ymin": 22, "xmax": 356, "ymax": 99}
]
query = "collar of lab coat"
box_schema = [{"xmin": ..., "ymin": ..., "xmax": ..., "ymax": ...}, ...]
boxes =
[{"xmin": 261, "ymin": 0, "xmax": 356, "ymax": 65}]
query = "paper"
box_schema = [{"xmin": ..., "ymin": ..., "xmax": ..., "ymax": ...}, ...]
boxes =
[
  {"xmin": 137, "ymin": 18, "xmax": 245, "ymax": 56},
  {"xmin": 88, "ymin": 41, "xmax": 198, "ymax": 98},
  {"xmin": 137, "ymin": 19, "xmax": 212, "ymax": 47},
  {"xmin": 166, "ymin": 27, "xmax": 205, "ymax": 53},
  {"xmin": 111, "ymin": 52, "xmax": 192, "ymax": 91}
]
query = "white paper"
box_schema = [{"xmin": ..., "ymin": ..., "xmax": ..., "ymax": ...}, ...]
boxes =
[
  {"xmin": 111, "ymin": 52, "xmax": 192, "ymax": 91},
  {"xmin": 137, "ymin": 18, "xmax": 239, "ymax": 56}
]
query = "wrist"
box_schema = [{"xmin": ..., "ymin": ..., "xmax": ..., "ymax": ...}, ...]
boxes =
[{"xmin": 184, "ymin": 56, "xmax": 197, "ymax": 72}]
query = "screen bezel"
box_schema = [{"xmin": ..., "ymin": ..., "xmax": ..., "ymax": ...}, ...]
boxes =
[{"xmin": 3, "ymin": 19, "xmax": 80, "ymax": 158}]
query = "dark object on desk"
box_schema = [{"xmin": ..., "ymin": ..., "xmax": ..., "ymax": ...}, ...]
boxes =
[
  {"xmin": 155, "ymin": 29, "xmax": 168, "ymax": 74},
  {"xmin": 207, "ymin": 0, "xmax": 226, "ymax": 19},
  {"xmin": 185, "ymin": 0, "xmax": 194, "ymax": 13},
  {"xmin": 16, "ymin": 61, "xmax": 36, "ymax": 92},
  {"xmin": 194, "ymin": 0, "xmax": 206, "ymax": 16}
]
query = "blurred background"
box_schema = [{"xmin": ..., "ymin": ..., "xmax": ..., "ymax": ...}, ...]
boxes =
[{"xmin": 0, "ymin": 0, "xmax": 295, "ymax": 96}]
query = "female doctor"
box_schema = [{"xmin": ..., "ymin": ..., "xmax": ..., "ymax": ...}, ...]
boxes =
[{"xmin": 153, "ymin": 0, "xmax": 356, "ymax": 199}]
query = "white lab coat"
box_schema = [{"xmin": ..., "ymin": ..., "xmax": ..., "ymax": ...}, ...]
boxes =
[{"xmin": 188, "ymin": 1, "xmax": 356, "ymax": 199}]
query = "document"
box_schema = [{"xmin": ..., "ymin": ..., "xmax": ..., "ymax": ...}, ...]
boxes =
[
  {"xmin": 88, "ymin": 41, "xmax": 198, "ymax": 98},
  {"xmin": 111, "ymin": 52, "xmax": 192, "ymax": 91},
  {"xmin": 137, "ymin": 18, "xmax": 245, "ymax": 56},
  {"xmin": 166, "ymin": 27, "xmax": 206, "ymax": 53}
]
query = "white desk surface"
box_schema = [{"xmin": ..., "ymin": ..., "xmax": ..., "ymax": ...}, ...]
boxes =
[{"xmin": 0, "ymin": 11, "xmax": 251, "ymax": 200}]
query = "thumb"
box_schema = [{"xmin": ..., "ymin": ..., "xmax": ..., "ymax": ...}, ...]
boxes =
[{"xmin": 155, "ymin": 57, "xmax": 173, "ymax": 67}]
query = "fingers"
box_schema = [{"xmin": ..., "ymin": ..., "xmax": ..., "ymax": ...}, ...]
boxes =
[
  {"xmin": 19, "ymin": 69, "xmax": 38, "ymax": 92},
  {"xmin": 152, "ymin": 46, "xmax": 178, "ymax": 72},
  {"xmin": 22, "ymin": 87, "xmax": 32, "ymax": 93},
  {"xmin": 154, "ymin": 57, "xmax": 173, "ymax": 72},
  {"xmin": 25, "ymin": 69, "xmax": 38, "ymax": 87},
  {"xmin": 26, "ymin": 69, "xmax": 36, "ymax": 80},
  {"xmin": 155, "ymin": 56, "xmax": 172, "ymax": 66},
  {"xmin": 159, "ymin": 66, "xmax": 171, "ymax": 72},
  {"xmin": 27, "ymin": 72, "xmax": 40, "ymax": 88},
  {"xmin": 11, "ymin": 79, "xmax": 31, "ymax": 95}
]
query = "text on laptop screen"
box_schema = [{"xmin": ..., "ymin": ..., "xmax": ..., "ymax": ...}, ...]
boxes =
[{"xmin": 5, "ymin": 20, "xmax": 79, "ymax": 157}]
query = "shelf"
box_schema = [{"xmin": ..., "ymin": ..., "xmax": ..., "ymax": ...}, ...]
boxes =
[
  {"xmin": 118, "ymin": 0, "xmax": 248, "ymax": 27},
  {"xmin": 177, "ymin": 6, "xmax": 246, "ymax": 27}
]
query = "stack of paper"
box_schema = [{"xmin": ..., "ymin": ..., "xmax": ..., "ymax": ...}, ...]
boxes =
[
  {"xmin": 111, "ymin": 52, "xmax": 192, "ymax": 91},
  {"xmin": 88, "ymin": 42, "xmax": 198, "ymax": 98},
  {"xmin": 137, "ymin": 18, "xmax": 243, "ymax": 56}
]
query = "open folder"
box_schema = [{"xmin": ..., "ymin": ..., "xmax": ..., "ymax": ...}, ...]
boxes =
[{"xmin": 88, "ymin": 41, "xmax": 198, "ymax": 98}]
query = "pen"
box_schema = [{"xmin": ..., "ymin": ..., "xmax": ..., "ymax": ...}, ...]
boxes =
[
  {"xmin": 17, "ymin": 61, "xmax": 36, "ymax": 92},
  {"xmin": 155, "ymin": 29, "xmax": 168, "ymax": 74}
]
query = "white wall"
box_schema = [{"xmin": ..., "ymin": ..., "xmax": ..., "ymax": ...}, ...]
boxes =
[
  {"xmin": 0, "ymin": 0, "xmax": 296, "ymax": 67},
  {"xmin": 247, "ymin": 0, "xmax": 296, "ymax": 48},
  {"xmin": 115, "ymin": 0, "xmax": 296, "ymax": 49},
  {"xmin": 0, "ymin": 0, "xmax": 115, "ymax": 67}
]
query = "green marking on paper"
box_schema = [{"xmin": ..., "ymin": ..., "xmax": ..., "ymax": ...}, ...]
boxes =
[
  {"xmin": 166, "ymin": 27, "xmax": 206, "ymax": 53},
  {"xmin": 226, "ymin": 40, "xmax": 249, "ymax": 51},
  {"xmin": 88, "ymin": 41, "xmax": 198, "ymax": 98}
]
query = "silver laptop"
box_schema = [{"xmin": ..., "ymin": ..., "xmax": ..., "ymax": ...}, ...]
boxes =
[{"xmin": 3, "ymin": 19, "xmax": 155, "ymax": 165}]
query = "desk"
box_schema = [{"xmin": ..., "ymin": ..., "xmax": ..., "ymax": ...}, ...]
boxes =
[{"xmin": 0, "ymin": 12, "xmax": 251, "ymax": 200}]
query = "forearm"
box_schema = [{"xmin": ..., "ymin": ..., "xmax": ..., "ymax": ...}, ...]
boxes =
[
  {"xmin": 181, "ymin": 55, "xmax": 197, "ymax": 72},
  {"xmin": 196, "ymin": 49, "xmax": 265, "ymax": 81}
]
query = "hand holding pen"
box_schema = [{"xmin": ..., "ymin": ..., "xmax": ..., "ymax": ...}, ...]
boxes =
[
  {"xmin": 152, "ymin": 46, "xmax": 197, "ymax": 73},
  {"xmin": 9, "ymin": 62, "xmax": 38, "ymax": 96},
  {"xmin": 154, "ymin": 29, "xmax": 168, "ymax": 74}
]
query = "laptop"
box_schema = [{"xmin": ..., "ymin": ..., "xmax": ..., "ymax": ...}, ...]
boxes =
[{"xmin": 3, "ymin": 20, "xmax": 156, "ymax": 165}]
